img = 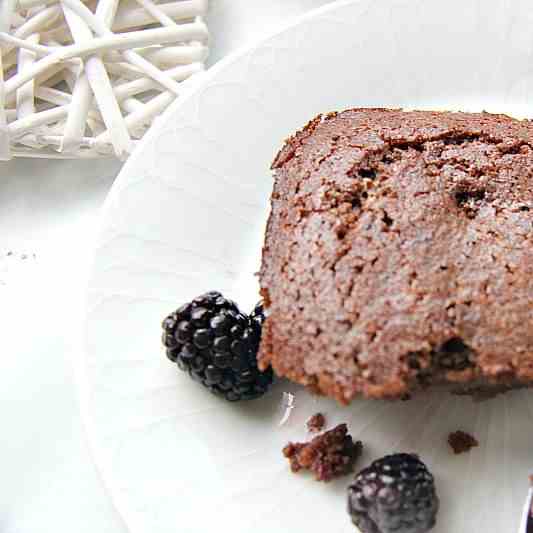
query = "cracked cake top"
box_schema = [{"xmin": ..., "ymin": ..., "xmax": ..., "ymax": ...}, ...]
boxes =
[{"xmin": 258, "ymin": 109, "xmax": 533, "ymax": 403}]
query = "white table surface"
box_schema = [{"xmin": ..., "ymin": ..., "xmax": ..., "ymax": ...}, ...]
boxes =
[{"xmin": 0, "ymin": 2, "xmax": 330, "ymax": 531}]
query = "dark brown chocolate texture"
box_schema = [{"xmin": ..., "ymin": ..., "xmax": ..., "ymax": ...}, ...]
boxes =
[
  {"xmin": 258, "ymin": 108, "xmax": 533, "ymax": 403},
  {"xmin": 448, "ymin": 430, "xmax": 479, "ymax": 454},
  {"xmin": 282, "ymin": 423, "xmax": 362, "ymax": 481}
]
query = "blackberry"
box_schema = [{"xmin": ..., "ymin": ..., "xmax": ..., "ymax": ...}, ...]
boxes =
[
  {"xmin": 347, "ymin": 453, "xmax": 439, "ymax": 533},
  {"xmin": 162, "ymin": 291, "xmax": 273, "ymax": 401},
  {"xmin": 250, "ymin": 301, "xmax": 266, "ymax": 328}
]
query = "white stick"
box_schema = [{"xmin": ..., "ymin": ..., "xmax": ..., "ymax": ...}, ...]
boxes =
[
  {"xmin": 35, "ymin": 133, "xmax": 111, "ymax": 151},
  {"xmin": 16, "ymin": 34, "xmax": 39, "ymax": 148},
  {"xmin": 93, "ymin": 0, "xmax": 143, "ymax": 148},
  {"xmin": 113, "ymin": 62, "xmax": 203, "ymax": 100},
  {"xmin": 35, "ymin": 85, "xmax": 71, "ymax": 105},
  {"xmin": 16, "ymin": 134, "xmax": 42, "ymax": 148},
  {"xmin": 0, "ymin": 33, "xmax": 58, "ymax": 57},
  {"xmin": 113, "ymin": 0, "xmax": 207, "ymax": 32},
  {"xmin": 10, "ymin": 145, "xmax": 113, "ymax": 158},
  {"xmin": 135, "ymin": 44, "xmax": 208, "ymax": 66},
  {"xmin": 60, "ymin": 0, "xmax": 206, "ymax": 95},
  {"xmin": 95, "ymin": 0, "xmax": 119, "ymax": 27},
  {"xmin": 60, "ymin": 5, "xmax": 94, "ymax": 152},
  {"xmin": 133, "ymin": 0, "xmax": 175, "ymax": 27},
  {"xmin": 61, "ymin": 63, "xmax": 78, "ymax": 90},
  {"xmin": 17, "ymin": 0, "xmax": 94, "ymax": 9},
  {"xmin": 1, "ymin": 0, "xmax": 17, "ymax": 32},
  {"xmin": 120, "ymin": 97, "xmax": 144, "ymax": 114},
  {"xmin": 0, "ymin": 49, "xmax": 11, "ymax": 160},
  {"xmin": 60, "ymin": 1, "xmax": 208, "ymax": 51},
  {"xmin": 106, "ymin": 44, "xmax": 208, "ymax": 66},
  {"xmin": 3, "ymin": 0, "xmax": 209, "ymax": 159},
  {"xmin": 5, "ymin": 22, "xmax": 206, "ymax": 95},
  {"xmin": 89, "ymin": 0, "xmax": 191, "ymax": 94},
  {"xmin": 61, "ymin": 1, "xmax": 131, "ymax": 158},
  {"xmin": 38, "ymin": 24, "xmax": 71, "ymax": 45},
  {"xmin": 17, "ymin": 0, "xmax": 75, "ymax": 9},
  {"xmin": 14, "ymin": 5, "xmax": 61, "ymax": 39},
  {"xmin": 104, "ymin": 61, "xmax": 142, "ymax": 79},
  {"xmin": 35, "ymin": 86, "xmax": 104, "ymax": 125},
  {"xmin": 96, "ymin": 89, "xmax": 173, "ymax": 143},
  {"xmin": 116, "ymin": 98, "xmax": 150, "ymax": 138},
  {"xmin": 8, "ymin": 104, "xmax": 68, "ymax": 137},
  {"xmin": 39, "ymin": 63, "xmax": 200, "ymax": 108},
  {"xmin": 122, "ymin": 50, "xmax": 182, "ymax": 95},
  {"xmin": 18, "ymin": 0, "xmax": 205, "ymax": 34},
  {"xmin": 86, "ymin": 117, "xmax": 103, "ymax": 135},
  {"xmin": 128, "ymin": 0, "xmax": 197, "ymax": 110},
  {"xmin": 4, "ymin": 60, "xmax": 69, "ymax": 107},
  {"xmin": 60, "ymin": 67, "xmax": 92, "ymax": 152},
  {"xmin": 42, "ymin": 118, "xmax": 68, "ymax": 137},
  {"xmin": 6, "ymin": 23, "xmax": 182, "ymax": 94},
  {"xmin": 3, "ymin": 63, "xmax": 70, "ymax": 108},
  {"xmin": 62, "ymin": 24, "xmax": 207, "ymax": 55},
  {"xmin": 10, "ymin": 12, "xmax": 27, "ymax": 28},
  {"xmin": 16, "ymin": 34, "xmax": 38, "ymax": 119},
  {"xmin": 36, "ymin": 85, "xmax": 66, "ymax": 102},
  {"xmin": 43, "ymin": 38, "xmax": 68, "ymax": 49},
  {"xmin": 34, "ymin": 61, "xmax": 68, "ymax": 87},
  {"xmin": 5, "ymin": 53, "xmax": 63, "ymax": 95}
]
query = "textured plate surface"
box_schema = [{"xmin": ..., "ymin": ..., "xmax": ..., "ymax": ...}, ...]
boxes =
[{"xmin": 80, "ymin": 1, "xmax": 533, "ymax": 532}]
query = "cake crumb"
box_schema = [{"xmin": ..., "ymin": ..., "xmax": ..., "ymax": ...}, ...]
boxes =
[
  {"xmin": 282, "ymin": 423, "xmax": 362, "ymax": 482},
  {"xmin": 306, "ymin": 412, "xmax": 326, "ymax": 433},
  {"xmin": 448, "ymin": 430, "xmax": 479, "ymax": 454}
]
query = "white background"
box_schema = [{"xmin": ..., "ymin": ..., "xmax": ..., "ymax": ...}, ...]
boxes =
[{"xmin": 0, "ymin": 1, "xmax": 329, "ymax": 532}]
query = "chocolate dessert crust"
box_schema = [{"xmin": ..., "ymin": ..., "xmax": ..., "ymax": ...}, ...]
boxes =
[{"xmin": 258, "ymin": 108, "xmax": 533, "ymax": 403}]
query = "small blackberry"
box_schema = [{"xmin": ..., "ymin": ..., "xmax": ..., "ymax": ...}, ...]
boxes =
[
  {"xmin": 347, "ymin": 453, "xmax": 439, "ymax": 533},
  {"xmin": 162, "ymin": 291, "xmax": 273, "ymax": 401},
  {"xmin": 250, "ymin": 301, "xmax": 266, "ymax": 328}
]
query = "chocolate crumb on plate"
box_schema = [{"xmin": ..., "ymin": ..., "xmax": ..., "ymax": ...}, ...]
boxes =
[
  {"xmin": 448, "ymin": 430, "xmax": 479, "ymax": 454},
  {"xmin": 282, "ymin": 423, "xmax": 362, "ymax": 481},
  {"xmin": 306, "ymin": 412, "xmax": 326, "ymax": 433}
]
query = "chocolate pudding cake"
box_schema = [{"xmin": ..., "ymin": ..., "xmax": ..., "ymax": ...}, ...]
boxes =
[{"xmin": 258, "ymin": 108, "xmax": 533, "ymax": 403}]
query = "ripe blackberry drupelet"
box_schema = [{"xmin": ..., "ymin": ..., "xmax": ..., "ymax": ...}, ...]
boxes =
[
  {"xmin": 162, "ymin": 291, "xmax": 273, "ymax": 401},
  {"xmin": 250, "ymin": 301, "xmax": 266, "ymax": 328},
  {"xmin": 347, "ymin": 453, "xmax": 439, "ymax": 533}
]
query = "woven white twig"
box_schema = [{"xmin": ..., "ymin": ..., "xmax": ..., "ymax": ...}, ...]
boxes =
[{"xmin": 0, "ymin": 0, "xmax": 208, "ymax": 159}]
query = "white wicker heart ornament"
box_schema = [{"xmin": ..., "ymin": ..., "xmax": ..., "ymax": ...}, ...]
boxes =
[{"xmin": 0, "ymin": 0, "xmax": 209, "ymax": 160}]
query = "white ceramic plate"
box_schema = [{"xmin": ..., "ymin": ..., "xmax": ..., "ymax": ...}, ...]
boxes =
[{"xmin": 80, "ymin": 1, "xmax": 533, "ymax": 532}]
